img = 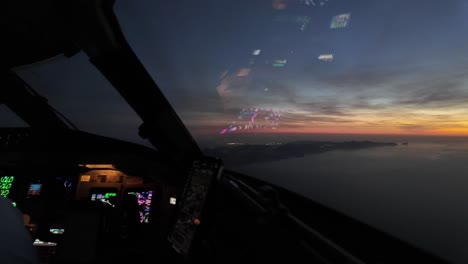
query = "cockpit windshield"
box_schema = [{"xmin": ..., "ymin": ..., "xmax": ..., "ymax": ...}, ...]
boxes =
[
  {"xmin": 114, "ymin": 1, "xmax": 468, "ymax": 263},
  {"xmin": 0, "ymin": 105, "xmax": 28, "ymax": 128},
  {"xmin": 12, "ymin": 53, "xmax": 151, "ymax": 147},
  {"xmin": 3, "ymin": 0, "xmax": 468, "ymax": 263},
  {"xmin": 116, "ymin": 0, "xmax": 468, "ymax": 146}
]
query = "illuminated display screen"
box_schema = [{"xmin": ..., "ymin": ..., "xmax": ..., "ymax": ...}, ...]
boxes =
[
  {"xmin": 90, "ymin": 190, "xmax": 118, "ymax": 207},
  {"xmin": 330, "ymin": 13, "xmax": 351, "ymax": 29},
  {"xmin": 49, "ymin": 228, "xmax": 65, "ymax": 235},
  {"xmin": 252, "ymin": 49, "xmax": 261, "ymax": 56},
  {"xmin": 27, "ymin": 183, "xmax": 42, "ymax": 196},
  {"xmin": 220, "ymin": 108, "xmax": 281, "ymax": 135},
  {"xmin": 0, "ymin": 176, "xmax": 14, "ymax": 198},
  {"xmin": 318, "ymin": 54, "xmax": 334, "ymax": 62},
  {"xmin": 127, "ymin": 190, "xmax": 153, "ymax": 224},
  {"xmin": 272, "ymin": 59, "xmax": 287, "ymax": 67}
]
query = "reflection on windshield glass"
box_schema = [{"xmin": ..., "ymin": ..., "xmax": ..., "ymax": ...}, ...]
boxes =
[{"xmin": 118, "ymin": 0, "xmax": 468, "ymax": 145}]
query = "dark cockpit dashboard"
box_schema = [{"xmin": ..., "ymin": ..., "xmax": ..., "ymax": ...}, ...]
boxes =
[{"xmin": 0, "ymin": 127, "xmax": 182, "ymax": 263}]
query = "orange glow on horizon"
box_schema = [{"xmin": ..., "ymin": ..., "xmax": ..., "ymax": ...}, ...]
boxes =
[
  {"xmin": 431, "ymin": 127, "xmax": 468, "ymax": 136},
  {"xmin": 191, "ymin": 127, "xmax": 468, "ymax": 137}
]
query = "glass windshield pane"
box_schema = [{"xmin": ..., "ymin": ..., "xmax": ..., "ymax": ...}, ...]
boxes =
[
  {"xmin": 116, "ymin": 0, "xmax": 468, "ymax": 263},
  {"xmin": 0, "ymin": 105, "xmax": 28, "ymax": 127},
  {"xmin": 13, "ymin": 53, "xmax": 152, "ymax": 147}
]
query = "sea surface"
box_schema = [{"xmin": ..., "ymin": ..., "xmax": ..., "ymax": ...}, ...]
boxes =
[{"xmin": 232, "ymin": 136, "xmax": 468, "ymax": 264}]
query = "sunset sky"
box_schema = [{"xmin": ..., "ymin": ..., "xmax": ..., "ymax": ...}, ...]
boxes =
[{"xmin": 5, "ymin": 0, "xmax": 468, "ymax": 146}]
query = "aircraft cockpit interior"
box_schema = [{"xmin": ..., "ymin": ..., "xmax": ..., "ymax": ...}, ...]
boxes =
[
  {"xmin": 1, "ymin": 1, "xmax": 455, "ymax": 264},
  {"xmin": 1, "ymin": 151, "xmax": 181, "ymax": 263}
]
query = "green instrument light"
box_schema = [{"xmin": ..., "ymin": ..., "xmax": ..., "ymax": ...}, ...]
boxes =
[
  {"xmin": 0, "ymin": 176, "xmax": 14, "ymax": 198},
  {"xmin": 105, "ymin": 193, "xmax": 117, "ymax": 198}
]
